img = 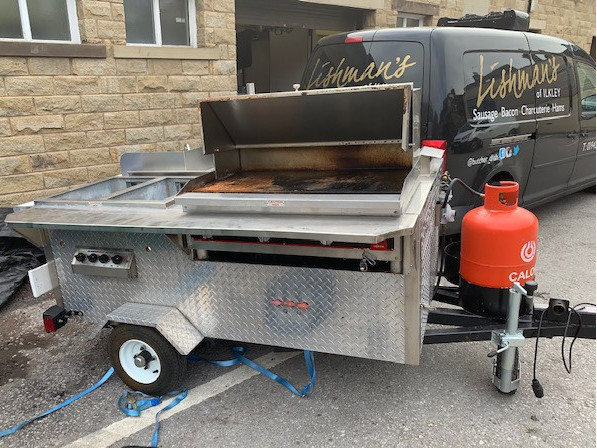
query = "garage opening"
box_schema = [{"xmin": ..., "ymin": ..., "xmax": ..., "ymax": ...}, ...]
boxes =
[{"xmin": 235, "ymin": 0, "xmax": 366, "ymax": 93}]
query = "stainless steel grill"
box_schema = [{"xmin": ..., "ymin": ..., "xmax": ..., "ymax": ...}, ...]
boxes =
[{"xmin": 7, "ymin": 84, "xmax": 442, "ymax": 366}]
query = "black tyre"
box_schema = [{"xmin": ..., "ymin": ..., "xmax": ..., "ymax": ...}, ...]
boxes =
[{"xmin": 108, "ymin": 324, "xmax": 187, "ymax": 395}]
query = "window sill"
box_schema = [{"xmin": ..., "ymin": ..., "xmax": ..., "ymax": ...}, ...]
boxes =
[
  {"xmin": 113, "ymin": 45, "xmax": 220, "ymax": 60},
  {"xmin": 0, "ymin": 41, "xmax": 106, "ymax": 58},
  {"xmin": 393, "ymin": 0, "xmax": 439, "ymax": 16},
  {"xmin": 300, "ymin": 0, "xmax": 384, "ymax": 9}
]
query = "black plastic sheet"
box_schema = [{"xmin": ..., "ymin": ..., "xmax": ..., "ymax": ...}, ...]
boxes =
[{"xmin": 0, "ymin": 208, "xmax": 45, "ymax": 308}]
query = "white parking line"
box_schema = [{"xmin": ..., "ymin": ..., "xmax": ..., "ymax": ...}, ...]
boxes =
[{"xmin": 64, "ymin": 351, "xmax": 300, "ymax": 448}]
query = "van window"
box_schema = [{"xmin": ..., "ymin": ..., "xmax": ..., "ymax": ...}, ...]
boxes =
[
  {"xmin": 531, "ymin": 53, "xmax": 571, "ymax": 120},
  {"xmin": 302, "ymin": 41, "xmax": 424, "ymax": 90},
  {"xmin": 463, "ymin": 51, "xmax": 536, "ymax": 125},
  {"xmin": 576, "ymin": 62, "xmax": 596, "ymax": 117},
  {"xmin": 463, "ymin": 51, "xmax": 572, "ymax": 124}
]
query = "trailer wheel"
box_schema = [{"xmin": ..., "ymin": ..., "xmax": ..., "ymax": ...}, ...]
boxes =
[{"xmin": 108, "ymin": 324, "xmax": 187, "ymax": 395}]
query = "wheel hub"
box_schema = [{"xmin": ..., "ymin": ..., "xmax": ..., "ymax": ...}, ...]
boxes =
[
  {"xmin": 119, "ymin": 339, "xmax": 162, "ymax": 384},
  {"xmin": 133, "ymin": 349, "xmax": 153, "ymax": 368}
]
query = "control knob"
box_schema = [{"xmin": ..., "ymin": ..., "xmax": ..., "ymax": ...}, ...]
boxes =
[
  {"xmin": 98, "ymin": 254, "xmax": 110, "ymax": 264},
  {"xmin": 111, "ymin": 254, "xmax": 123, "ymax": 265},
  {"xmin": 87, "ymin": 253, "xmax": 98, "ymax": 263},
  {"xmin": 75, "ymin": 253, "xmax": 86, "ymax": 262}
]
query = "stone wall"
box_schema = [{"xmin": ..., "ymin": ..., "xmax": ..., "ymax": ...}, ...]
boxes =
[
  {"xmin": 430, "ymin": 0, "xmax": 596, "ymax": 51},
  {"xmin": 490, "ymin": 0, "xmax": 596, "ymax": 52},
  {"xmin": 0, "ymin": 0, "xmax": 236, "ymax": 207},
  {"xmin": 376, "ymin": 0, "xmax": 596, "ymax": 52},
  {"xmin": 364, "ymin": 0, "xmax": 399, "ymax": 28}
]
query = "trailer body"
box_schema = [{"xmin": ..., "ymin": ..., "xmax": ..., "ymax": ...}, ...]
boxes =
[{"xmin": 7, "ymin": 85, "xmax": 443, "ymax": 392}]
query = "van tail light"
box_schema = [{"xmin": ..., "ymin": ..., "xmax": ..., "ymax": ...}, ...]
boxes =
[
  {"xmin": 345, "ymin": 34, "xmax": 364, "ymax": 43},
  {"xmin": 422, "ymin": 139, "xmax": 448, "ymax": 172}
]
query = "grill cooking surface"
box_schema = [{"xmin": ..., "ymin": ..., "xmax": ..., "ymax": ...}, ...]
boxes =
[{"xmin": 192, "ymin": 169, "xmax": 409, "ymax": 194}]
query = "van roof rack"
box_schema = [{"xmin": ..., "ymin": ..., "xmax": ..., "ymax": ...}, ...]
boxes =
[{"xmin": 437, "ymin": 9, "xmax": 530, "ymax": 32}]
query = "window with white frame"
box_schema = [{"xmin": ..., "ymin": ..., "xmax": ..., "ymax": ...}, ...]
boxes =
[
  {"xmin": 124, "ymin": 0, "xmax": 197, "ymax": 47},
  {"xmin": 397, "ymin": 14, "xmax": 424, "ymax": 28},
  {"xmin": 0, "ymin": 0, "xmax": 80, "ymax": 43}
]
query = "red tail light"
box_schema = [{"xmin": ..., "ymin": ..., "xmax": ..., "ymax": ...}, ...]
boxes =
[
  {"xmin": 43, "ymin": 316, "xmax": 57, "ymax": 333},
  {"xmin": 43, "ymin": 305, "xmax": 67, "ymax": 333},
  {"xmin": 422, "ymin": 139, "xmax": 448, "ymax": 172},
  {"xmin": 345, "ymin": 35, "xmax": 363, "ymax": 43}
]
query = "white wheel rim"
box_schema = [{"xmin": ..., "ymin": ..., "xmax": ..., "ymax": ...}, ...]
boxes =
[{"xmin": 119, "ymin": 339, "xmax": 162, "ymax": 384}]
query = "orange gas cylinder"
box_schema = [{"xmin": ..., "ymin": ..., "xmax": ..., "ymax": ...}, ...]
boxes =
[{"xmin": 459, "ymin": 181, "xmax": 538, "ymax": 317}]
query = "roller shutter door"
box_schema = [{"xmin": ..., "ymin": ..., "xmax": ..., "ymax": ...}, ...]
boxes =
[{"xmin": 236, "ymin": 0, "xmax": 364, "ymax": 31}]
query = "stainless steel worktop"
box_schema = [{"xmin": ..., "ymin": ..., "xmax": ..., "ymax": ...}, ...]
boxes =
[
  {"xmin": 7, "ymin": 83, "xmax": 440, "ymax": 244},
  {"xmin": 6, "ymin": 204, "xmax": 417, "ymax": 243}
]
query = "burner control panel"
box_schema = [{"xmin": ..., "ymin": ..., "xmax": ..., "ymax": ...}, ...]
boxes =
[{"xmin": 71, "ymin": 248, "xmax": 137, "ymax": 278}]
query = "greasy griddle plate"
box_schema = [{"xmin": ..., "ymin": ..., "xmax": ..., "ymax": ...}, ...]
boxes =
[{"xmin": 192, "ymin": 169, "xmax": 409, "ymax": 194}]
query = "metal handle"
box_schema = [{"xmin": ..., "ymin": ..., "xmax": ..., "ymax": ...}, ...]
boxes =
[
  {"xmin": 580, "ymin": 131, "xmax": 589, "ymax": 138},
  {"xmin": 487, "ymin": 344, "xmax": 509, "ymax": 357},
  {"xmin": 567, "ymin": 131, "xmax": 578, "ymax": 139},
  {"xmin": 484, "ymin": 181, "xmax": 519, "ymax": 211},
  {"xmin": 359, "ymin": 251, "xmax": 377, "ymax": 272}
]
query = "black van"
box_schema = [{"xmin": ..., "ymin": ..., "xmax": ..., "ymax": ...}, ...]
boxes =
[{"xmin": 300, "ymin": 22, "xmax": 596, "ymax": 231}]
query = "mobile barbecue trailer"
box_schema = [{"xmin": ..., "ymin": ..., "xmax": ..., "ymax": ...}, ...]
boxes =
[{"xmin": 6, "ymin": 83, "xmax": 595, "ymax": 397}]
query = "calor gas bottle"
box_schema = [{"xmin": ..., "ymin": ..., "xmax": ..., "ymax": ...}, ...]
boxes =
[{"xmin": 459, "ymin": 181, "xmax": 538, "ymax": 318}]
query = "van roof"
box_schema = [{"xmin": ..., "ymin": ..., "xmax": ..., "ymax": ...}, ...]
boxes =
[{"xmin": 317, "ymin": 27, "xmax": 572, "ymax": 48}]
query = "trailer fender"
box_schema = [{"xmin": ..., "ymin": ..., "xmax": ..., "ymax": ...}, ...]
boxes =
[{"xmin": 106, "ymin": 303, "xmax": 204, "ymax": 355}]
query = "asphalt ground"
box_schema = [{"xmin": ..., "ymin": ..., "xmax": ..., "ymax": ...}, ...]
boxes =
[{"xmin": 0, "ymin": 189, "xmax": 595, "ymax": 448}]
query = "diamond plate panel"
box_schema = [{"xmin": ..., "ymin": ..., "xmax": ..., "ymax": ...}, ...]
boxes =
[
  {"xmin": 179, "ymin": 265, "xmax": 406, "ymax": 362},
  {"xmin": 50, "ymin": 230, "xmax": 407, "ymax": 363},
  {"xmin": 106, "ymin": 303, "xmax": 203, "ymax": 355},
  {"xmin": 418, "ymin": 179, "xmax": 441, "ymax": 345},
  {"xmin": 51, "ymin": 232, "xmax": 193, "ymax": 322}
]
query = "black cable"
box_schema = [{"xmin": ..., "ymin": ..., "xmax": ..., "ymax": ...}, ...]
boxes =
[
  {"xmin": 435, "ymin": 178, "xmax": 452, "ymax": 292},
  {"xmin": 572, "ymin": 302, "xmax": 597, "ymax": 309},
  {"xmin": 560, "ymin": 302, "xmax": 595, "ymax": 372},
  {"xmin": 561, "ymin": 307, "xmax": 582, "ymax": 374},
  {"xmin": 531, "ymin": 308, "xmax": 547, "ymax": 398},
  {"xmin": 448, "ymin": 178, "xmax": 485, "ymax": 203},
  {"xmin": 441, "ymin": 177, "xmax": 484, "ymax": 209},
  {"xmin": 434, "ymin": 232, "xmax": 446, "ymax": 292},
  {"xmin": 532, "ymin": 303, "xmax": 595, "ymax": 398}
]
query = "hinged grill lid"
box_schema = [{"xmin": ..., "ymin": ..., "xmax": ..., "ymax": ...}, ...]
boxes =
[{"xmin": 199, "ymin": 84, "xmax": 412, "ymax": 153}]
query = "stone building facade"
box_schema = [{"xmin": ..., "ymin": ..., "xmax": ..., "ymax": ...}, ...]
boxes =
[
  {"xmin": 0, "ymin": 0, "xmax": 236, "ymax": 206},
  {"xmin": 0, "ymin": 0, "xmax": 594, "ymax": 206},
  {"xmin": 371, "ymin": 0, "xmax": 596, "ymax": 53}
]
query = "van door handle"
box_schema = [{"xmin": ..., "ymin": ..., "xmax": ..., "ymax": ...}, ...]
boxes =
[
  {"xmin": 580, "ymin": 131, "xmax": 589, "ymax": 138},
  {"xmin": 567, "ymin": 131, "xmax": 578, "ymax": 139}
]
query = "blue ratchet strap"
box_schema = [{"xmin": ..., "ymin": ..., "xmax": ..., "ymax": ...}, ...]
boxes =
[
  {"xmin": 187, "ymin": 347, "xmax": 246, "ymax": 366},
  {"xmin": 118, "ymin": 389, "xmax": 188, "ymax": 447},
  {"xmin": 189, "ymin": 347, "xmax": 315, "ymax": 397},
  {"xmin": 152, "ymin": 390, "xmax": 187, "ymax": 447},
  {"xmin": 121, "ymin": 348, "xmax": 315, "ymax": 446},
  {"xmin": 231, "ymin": 347, "xmax": 316, "ymax": 397},
  {"xmin": 0, "ymin": 367, "xmax": 114, "ymax": 438}
]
